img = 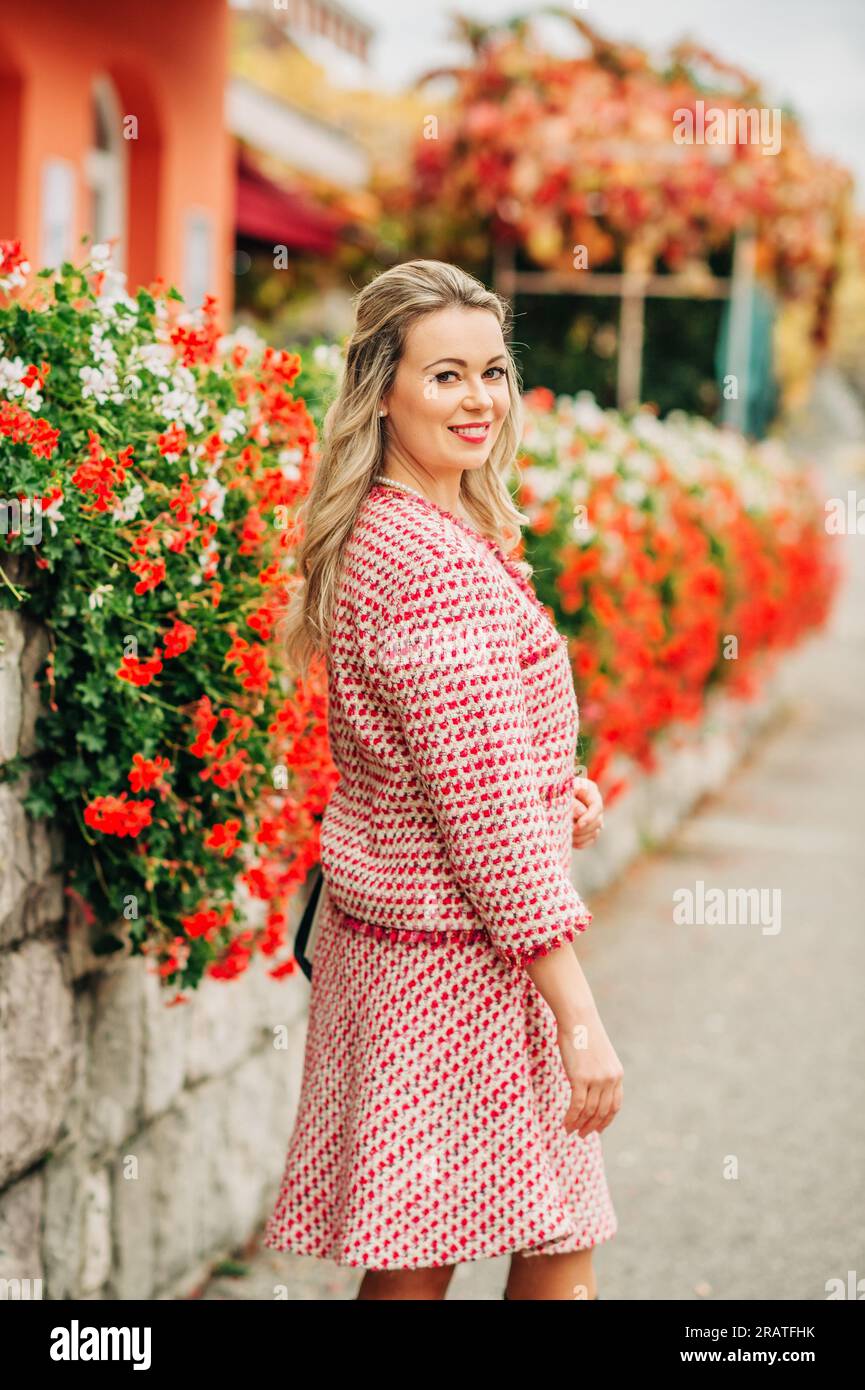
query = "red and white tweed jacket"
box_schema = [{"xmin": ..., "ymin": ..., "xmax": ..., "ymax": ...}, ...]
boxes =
[{"xmin": 318, "ymin": 480, "xmax": 592, "ymax": 973}]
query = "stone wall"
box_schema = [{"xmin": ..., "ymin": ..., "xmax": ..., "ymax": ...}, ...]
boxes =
[{"xmin": 0, "ymin": 588, "xmax": 791, "ymax": 1299}]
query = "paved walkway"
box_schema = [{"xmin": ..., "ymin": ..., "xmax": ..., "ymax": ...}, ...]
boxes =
[{"xmin": 198, "ymin": 374, "xmax": 865, "ymax": 1300}]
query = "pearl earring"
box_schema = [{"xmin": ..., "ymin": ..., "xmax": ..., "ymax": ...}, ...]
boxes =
[{"xmin": 378, "ymin": 409, "xmax": 386, "ymax": 417}]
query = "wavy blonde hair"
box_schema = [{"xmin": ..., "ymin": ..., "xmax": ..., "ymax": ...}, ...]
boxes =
[{"xmin": 281, "ymin": 258, "xmax": 531, "ymax": 681}]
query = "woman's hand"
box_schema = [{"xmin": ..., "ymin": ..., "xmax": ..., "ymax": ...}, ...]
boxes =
[
  {"xmin": 572, "ymin": 776, "xmax": 604, "ymax": 849},
  {"xmin": 524, "ymin": 943, "xmax": 622, "ymax": 1137},
  {"xmin": 557, "ymin": 1013, "xmax": 624, "ymax": 1137}
]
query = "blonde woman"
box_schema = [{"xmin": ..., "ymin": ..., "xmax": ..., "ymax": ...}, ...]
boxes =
[{"xmin": 264, "ymin": 259, "xmax": 623, "ymax": 1301}]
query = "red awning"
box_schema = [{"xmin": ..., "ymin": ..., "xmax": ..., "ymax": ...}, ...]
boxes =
[{"xmin": 235, "ymin": 149, "xmax": 346, "ymax": 255}]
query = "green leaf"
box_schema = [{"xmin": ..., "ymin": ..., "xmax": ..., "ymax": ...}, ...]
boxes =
[
  {"xmin": 0, "ymin": 755, "xmax": 27, "ymax": 786},
  {"xmin": 22, "ymin": 786, "xmax": 58, "ymax": 819},
  {"xmin": 77, "ymin": 726, "xmax": 107, "ymax": 753}
]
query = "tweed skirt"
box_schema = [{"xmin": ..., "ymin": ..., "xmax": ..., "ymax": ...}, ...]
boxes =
[{"xmin": 262, "ymin": 893, "xmax": 618, "ymax": 1271}]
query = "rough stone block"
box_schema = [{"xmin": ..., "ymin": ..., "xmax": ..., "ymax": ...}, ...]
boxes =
[
  {"xmin": 80, "ymin": 1167, "xmax": 112, "ymax": 1297},
  {"xmin": 85, "ymin": 959, "xmax": 145, "ymax": 1154},
  {"xmin": 0, "ymin": 1169, "xmax": 44, "ymax": 1299},
  {"xmin": 0, "ymin": 611, "xmax": 24, "ymax": 763},
  {"xmin": 42, "ymin": 1149, "xmax": 86, "ymax": 1300},
  {"xmin": 0, "ymin": 939, "xmax": 74, "ymax": 1187},
  {"xmin": 109, "ymin": 1124, "xmax": 160, "ymax": 1300},
  {"xmin": 19, "ymin": 619, "xmax": 51, "ymax": 759},
  {"xmin": 185, "ymin": 949, "xmax": 305, "ymax": 1086},
  {"xmin": 142, "ymin": 965, "xmax": 189, "ymax": 1121},
  {"xmin": 0, "ymin": 783, "xmax": 33, "ymax": 947}
]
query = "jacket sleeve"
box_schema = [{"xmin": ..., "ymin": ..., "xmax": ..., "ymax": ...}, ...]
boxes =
[{"xmin": 369, "ymin": 545, "xmax": 592, "ymax": 972}]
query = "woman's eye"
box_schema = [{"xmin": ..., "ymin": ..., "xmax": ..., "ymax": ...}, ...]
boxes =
[{"xmin": 434, "ymin": 366, "xmax": 507, "ymax": 383}]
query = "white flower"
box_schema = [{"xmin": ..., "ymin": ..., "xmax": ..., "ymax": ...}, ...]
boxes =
[
  {"xmin": 110, "ymin": 483, "xmax": 145, "ymax": 523},
  {"xmin": 278, "ymin": 447, "xmax": 302, "ymax": 481},
  {"xmin": 0, "ymin": 258, "xmax": 30, "ymax": 293},
  {"xmin": 93, "ymin": 264, "xmax": 137, "ymax": 322},
  {"xmin": 618, "ymin": 477, "xmax": 648, "ymax": 506},
  {"xmin": 630, "ymin": 411, "xmax": 668, "ymax": 447},
  {"xmin": 129, "ymin": 342, "xmax": 174, "ymax": 379},
  {"xmin": 217, "ymin": 324, "xmax": 266, "ymax": 360},
  {"xmin": 521, "ymin": 464, "xmax": 562, "ymax": 502},
  {"xmin": 87, "ymin": 583, "xmax": 115, "ymax": 610},
  {"xmin": 584, "ymin": 448, "xmax": 618, "ymax": 479},
  {"xmin": 199, "ymin": 475, "xmax": 226, "ymax": 521},
  {"xmin": 570, "ymin": 393, "xmax": 606, "ymax": 432},
  {"xmin": 0, "ymin": 354, "xmax": 24, "ymax": 393},
  {"xmin": 520, "ymin": 418, "xmax": 545, "ymax": 453},
  {"xmin": 80, "ymin": 363, "xmax": 120, "ymax": 404},
  {"xmin": 198, "ymin": 542, "xmax": 219, "ymax": 574},
  {"xmin": 90, "ymin": 324, "xmax": 119, "ymax": 366},
  {"xmin": 219, "ymin": 408, "xmax": 246, "ymax": 443},
  {"xmin": 312, "ymin": 342, "xmax": 344, "ymax": 374},
  {"xmin": 0, "ymin": 354, "xmax": 43, "ymax": 410},
  {"xmin": 152, "ymin": 375, "xmax": 208, "ymax": 432},
  {"xmin": 42, "ymin": 493, "xmax": 65, "ymax": 537}
]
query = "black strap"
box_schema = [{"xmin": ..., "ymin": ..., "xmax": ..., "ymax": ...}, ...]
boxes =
[{"xmin": 293, "ymin": 868, "xmax": 323, "ymax": 981}]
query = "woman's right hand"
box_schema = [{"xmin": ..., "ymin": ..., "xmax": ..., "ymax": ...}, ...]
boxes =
[{"xmin": 556, "ymin": 1014, "xmax": 623, "ymax": 1137}]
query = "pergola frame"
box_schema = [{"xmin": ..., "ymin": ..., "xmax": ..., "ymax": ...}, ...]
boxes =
[{"xmin": 493, "ymin": 225, "xmax": 759, "ymax": 433}]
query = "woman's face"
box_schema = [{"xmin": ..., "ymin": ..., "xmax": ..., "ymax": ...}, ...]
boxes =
[{"xmin": 380, "ymin": 306, "xmax": 510, "ymax": 479}]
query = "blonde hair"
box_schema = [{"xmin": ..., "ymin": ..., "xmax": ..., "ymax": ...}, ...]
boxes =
[{"xmin": 281, "ymin": 258, "xmax": 531, "ymax": 681}]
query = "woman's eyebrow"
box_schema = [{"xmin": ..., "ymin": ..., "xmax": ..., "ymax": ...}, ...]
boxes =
[{"xmin": 423, "ymin": 354, "xmax": 507, "ymax": 370}]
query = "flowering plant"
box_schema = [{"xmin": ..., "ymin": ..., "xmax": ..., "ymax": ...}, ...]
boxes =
[
  {"xmin": 399, "ymin": 12, "xmax": 851, "ymax": 323},
  {"xmin": 0, "ymin": 241, "xmax": 336, "ymax": 996},
  {"xmin": 517, "ymin": 387, "xmax": 841, "ymax": 800}
]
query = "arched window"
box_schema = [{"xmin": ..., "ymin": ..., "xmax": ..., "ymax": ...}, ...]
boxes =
[{"xmin": 85, "ymin": 76, "xmax": 126, "ymax": 268}]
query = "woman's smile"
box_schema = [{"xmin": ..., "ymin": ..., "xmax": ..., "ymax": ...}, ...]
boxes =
[{"xmin": 447, "ymin": 421, "xmax": 492, "ymax": 443}]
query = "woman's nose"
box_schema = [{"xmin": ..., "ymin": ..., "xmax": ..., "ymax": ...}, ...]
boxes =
[{"xmin": 462, "ymin": 380, "xmax": 494, "ymax": 408}]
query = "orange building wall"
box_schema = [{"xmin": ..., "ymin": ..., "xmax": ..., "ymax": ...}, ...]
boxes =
[{"xmin": 0, "ymin": 0, "xmax": 234, "ymax": 313}]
